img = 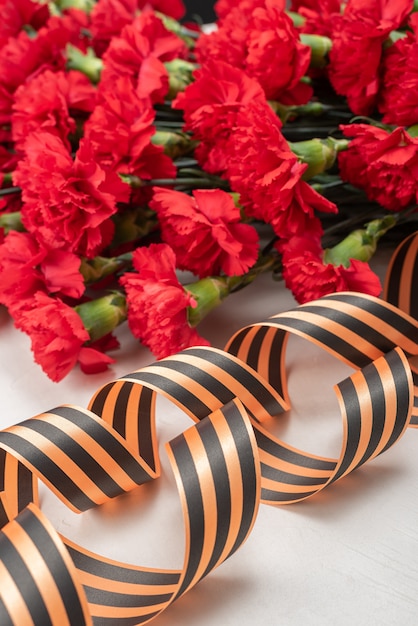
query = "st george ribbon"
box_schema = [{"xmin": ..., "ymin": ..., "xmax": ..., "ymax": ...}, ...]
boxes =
[{"xmin": 0, "ymin": 232, "xmax": 417, "ymax": 625}]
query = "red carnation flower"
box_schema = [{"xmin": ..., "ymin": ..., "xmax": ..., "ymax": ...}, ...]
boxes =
[
  {"xmin": 12, "ymin": 70, "xmax": 76, "ymax": 149},
  {"xmin": 214, "ymin": 0, "xmax": 245, "ymax": 18},
  {"xmin": 173, "ymin": 60, "xmax": 266, "ymax": 138},
  {"xmin": 90, "ymin": 0, "xmax": 139, "ymax": 56},
  {"xmin": 278, "ymin": 235, "xmax": 382, "ymax": 304},
  {"xmin": 0, "ymin": 19, "xmax": 69, "ymax": 139},
  {"xmin": 173, "ymin": 59, "xmax": 266, "ymax": 173},
  {"xmin": 295, "ymin": 0, "xmax": 342, "ymax": 38},
  {"xmin": 0, "ymin": 231, "xmax": 85, "ymax": 312},
  {"xmin": 244, "ymin": 2, "xmax": 312, "ymax": 103},
  {"xmin": 66, "ymin": 70, "xmax": 98, "ymax": 114},
  {"xmin": 14, "ymin": 133, "xmax": 130, "ymax": 258},
  {"xmin": 12, "ymin": 292, "xmax": 90, "ymax": 382},
  {"xmin": 196, "ymin": 0, "xmax": 312, "ymax": 104},
  {"xmin": 379, "ymin": 13, "xmax": 418, "ymax": 126},
  {"xmin": 11, "ymin": 291, "xmax": 117, "ymax": 381},
  {"xmin": 196, "ymin": 5, "xmax": 257, "ymax": 70},
  {"xmin": 225, "ymin": 102, "xmax": 337, "ymax": 239},
  {"xmin": 50, "ymin": 8, "xmax": 92, "ymax": 53},
  {"xmin": 147, "ymin": 0, "xmax": 185, "ymax": 19},
  {"xmin": 0, "ymin": 0, "xmax": 50, "ymax": 47},
  {"xmin": 328, "ymin": 0, "xmax": 413, "ymax": 115},
  {"xmin": 338, "ymin": 123, "xmax": 418, "ymax": 211},
  {"xmin": 90, "ymin": 0, "xmax": 185, "ymax": 56},
  {"xmin": 150, "ymin": 187, "xmax": 259, "ymax": 277},
  {"xmin": 12, "ymin": 66, "xmax": 95, "ymax": 149},
  {"xmin": 85, "ymin": 75, "xmax": 175, "ymax": 181},
  {"xmin": 119, "ymin": 243, "xmax": 210, "ymax": 359},
  {"xmin": 101, "ymin": 11, "xmax": 187, "ymax": 104}
]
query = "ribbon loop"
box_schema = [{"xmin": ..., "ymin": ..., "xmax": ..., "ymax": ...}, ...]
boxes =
[
  {"xmin": 64, "ymin": 399, "xmax": 260, "ymax": 625},
  {"xmin": 225, "ymin": 291, "xmax": 418, "ymax": 426},
  {"xmin": 332, "ymin": 347, "xmax": 413, "ymax": 480},
  {"xmin": 0, "ymin": 405, "xmax": 156, "ymax": 514}
]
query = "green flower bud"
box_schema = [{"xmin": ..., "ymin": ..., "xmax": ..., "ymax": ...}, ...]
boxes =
[
  {"xmin": 165, "ymin": 59, "xmax": 197, "ymax": 99},
  {"xmin": 407, "ymin": 124, "xmax": 418, "ymax": 138},
  {"xmin": 54, "ymin": 0, "xmax": 95, "ymax": 12},
  {"xmin": 79, "ymin": 254, "xmax": 133, "ymax": 285},
  {"xmin": 0, "ymin": 211, "xmax": 24, "ymax": 234},
  {"xmin": 66, "ymin": 45, "xmax": 102, "ymax": 84},
  {"xmin": 324, "ymin": 216, "xmax": 397, "ymax": 268},
  {"xmin": 152, "ymin": 130, "xmax": 195, "ymax": 159},
  {"xmin": 75, "ymin": 293, "xmax": 127, "ymax": 343},
  {"xmin": 270, "ymin": 100, "xmax": 327, "ymax": 124},
  {"xmin": 289, "ymin": 137, "xmax": 349, "ymax": 180},
  {"xmin": 300, "ymin": 33, "xmax": 332, "ymax": 68},
  {"xmin": 287, "ymin": 11, "xmax": 306, "ymax": 28},
  {"xmin": 110, "ymin": 207, "xmax": 158, "ymax": 248}
]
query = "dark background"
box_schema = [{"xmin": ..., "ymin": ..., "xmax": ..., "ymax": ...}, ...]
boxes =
[{"xmin": 183, "ymin": 0, "xmax": 216, "ymax": 23}]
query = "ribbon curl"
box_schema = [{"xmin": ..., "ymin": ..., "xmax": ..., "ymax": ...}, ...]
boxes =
[{"xmin": 0, "ymin": 233, "xmax": 417, "ymax": 625}]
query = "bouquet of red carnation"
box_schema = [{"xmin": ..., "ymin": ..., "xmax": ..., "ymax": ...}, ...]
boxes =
[{"xmin": 0, "ymin": 0, "xmax": 416, "ymax": 381}]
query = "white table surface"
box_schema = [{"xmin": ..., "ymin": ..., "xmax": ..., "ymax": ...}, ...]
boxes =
[{"xmin": 1, "ymin": 242, "xmax": 417, "ymax": 626}]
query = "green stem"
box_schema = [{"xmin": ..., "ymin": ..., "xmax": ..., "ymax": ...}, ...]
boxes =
[
  {"xmin": 271, "ymin": 100, "xmax": 352, "ymax": 124},
  {"xmin": 395, "ymin": 204, "xmax": 418, "ymax": 224},
  {"xmin": 324, "ymin": 215, "xmax": 398, "ymax": 267},
  {"xmin": 348, "ymin": 116, "xmax": 393, "ymax": 131},
  {"xmin": 175, "ymin": 158, "xmax": 199, "ymax": 168},
  {"xmin": 155, "ymin": 122, "xmax": 187, "ymax": 129},
  {"xmin": 155, "ymin": 12, "xmax": 197, "ymax": 47},
  {"xmin": 311, "ymin": 179, "xmax": 347, "ymax": 193},
  {"xmin": 0, "ymin": 186, "xmax": 20, "ymax": 196},
  {"xmin": 142, "ymin": 177, "xmax": 230, "ymax": 189},
  {"xmin": 176, "ymin": 167, "xmax": 215, "ymax": 178},
  {"xmin": 321, "ymin": 206, "xmax": 383, "ymax": 245}
]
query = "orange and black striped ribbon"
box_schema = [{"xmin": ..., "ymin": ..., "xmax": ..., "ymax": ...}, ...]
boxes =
[
  {"xmin": 0, "ymin": 398, "xmax": 260, "ymax": 625},
  {"xmin": 0, "ymin": 235, "xmax": 416, "ymax": 624},
  {"xmin": 384, "ymin": 231, "xmax": 418, "ymax": 319},
  {"xmin": 383, "ymin": 231, "xmax": 418, "ymax": 421},
  {"xmin": 225, "ymin": 290, "xmax": 418, "ymax": 428}
]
